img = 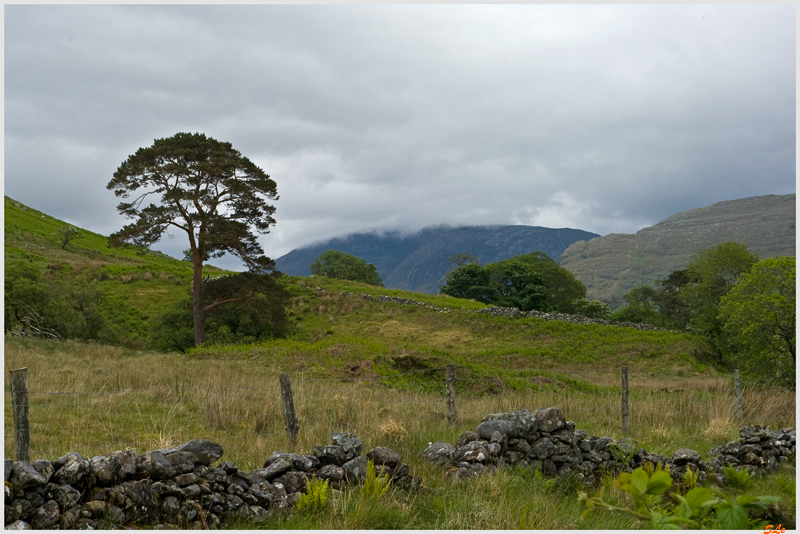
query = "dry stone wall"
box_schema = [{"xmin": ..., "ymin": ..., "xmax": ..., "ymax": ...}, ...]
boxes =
[
  {"xmin": 4, "ymin": 434, "xmax": 418, "ymax": 530},
  {"xmin": 421, "ymin": 407, "xmax": 795, "ymax": 486}
]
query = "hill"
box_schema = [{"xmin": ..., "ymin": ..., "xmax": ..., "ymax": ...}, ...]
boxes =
[
  {"xmin": 275, "ymin": 225, "xmax": 599, "ymax": 294},
  {"xmin": 4, "ymin": 196, "xmax": 228, "ymax": 342},
  {"xmin": 558, "ymin": 194, "xmax": 796, "ymax": 303}
]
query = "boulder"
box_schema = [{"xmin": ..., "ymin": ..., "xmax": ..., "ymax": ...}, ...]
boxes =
[
  {"xmin": 532, "ymin": 407, "xmax": 566, "ymax": 433},
  {"xmin": 366, "ymin": 447, "xmax": 402, "ymax": 468},
  {"xmin": 420, "ymin": 441, "xmax": 455, "ymax": 466}
]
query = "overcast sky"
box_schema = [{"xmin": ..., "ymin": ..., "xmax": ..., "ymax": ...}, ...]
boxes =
[{"xmin": 5, "ymin": 4, "xmax": 795, "ymax": 270}]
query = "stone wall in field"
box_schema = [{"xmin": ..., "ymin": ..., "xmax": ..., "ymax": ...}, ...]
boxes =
[
  {"xmin": 421, "ymin": 407, "xmax": 796, "ymax": 486},
  {"xmin": 4, "ymin": 434, "xmax": 418, "ymax": 530}
]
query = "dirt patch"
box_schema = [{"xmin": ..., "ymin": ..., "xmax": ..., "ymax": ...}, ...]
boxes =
[
  {"xmin": 530, "ymin": 376, "xmax": 564, "ymax": 387},
  {"xmin": 392, "ymin": 354, "xmax": 430, "ymax": 372},
  {"xmin": 345, "ymin": 360, "xmax": 381, "ymax": 379}
]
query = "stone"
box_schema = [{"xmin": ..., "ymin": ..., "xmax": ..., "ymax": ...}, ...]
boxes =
[
  {"xmin": 672, "ymin": 449, "xmax": 702, "ymax": 465},
  {"xmin": 456, "ymin": 431, "xmax": 480, "ymax": 449},
  {"xmin": 172, "ymin": 472, "xmax": 200, "ymax": 486},
  {"xmin": 331, "ymin": 433, "xmax": 363, "ymax": 458},
  {"xmin": 342, "ymin": 455, "xmax": 368, "ymax": 484},
  {"xmin": 10, "ymin": 462, "xmax": 48, "ymax": 491},
  {"xmin": 453, "ymin": 440, "xmax": 490, "ymax": 464},
  {"xmin": 480, "ymin": 410, "xmax": 538, "ymax": 438},
  {"xmin": 316, "ymin": 464, "xmax": 344, "ymax": 482},
  {"xmin": 160, "ymin": 440, "xmax": 223, "ymax": 466},
  {"xmin": 420, "ymin": 441, "xmax": 455, "ymax": 466},
  {"xmin": 50, "ymin": 483, "xmax": 81, "ymax": 510},
  {"xmin": 90, "ymin": 454, "xmax": 125, "ymax": 487},
  {"xmin": 532, "ymin": 407, "xmax": 566, "ymax": 433},
  {"xmin": 164, "ymin": 451, "xmax": 195, "ymax": 475},
  {"xmin": 5, "ymin": 520, "xmax": 31, "ymax": 530},
  {"xmin": 249, "ymin": 458, "xmax": 291, "ymax": 482},
  {"xmin": 275, "ymin": 471, "xmax": 308, "ymax": 494},
  {"xmin": 31, "ymin": 460, "xmax": 54, "ymax": 483},
  {"xmin": 366, "ymin": 447, "xmax": 402, "ymax": 467},
  {"xmin": 530, "ymin": 437, "xmax": 556, "ymax": 460},
  {"xmin": 136, "ymin": 451, "xmax": 176, "ymax": 481},
  {"xmin": 161, "ymin": 495, "xmax": 180, "ymax": 524},
  {"xmin": 313, "ymin": 445, "xmax": 346, "ymax": 466},
  {"xmin": 266, "ymin": 452, "xmax": 314, "ymax": 472}
]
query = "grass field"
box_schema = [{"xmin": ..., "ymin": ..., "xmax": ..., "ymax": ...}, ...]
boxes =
[{"xmin": 4, "ymin": 336, "xmax": 795, "ymax": 529}]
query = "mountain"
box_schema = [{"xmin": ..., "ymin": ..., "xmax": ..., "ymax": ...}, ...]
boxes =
[
  {"xmin": 275, "ymin": 225, "xmax": 600, "ymax": 294},
  {"xmin": 558, "ymin": 194, "xmax": 796, "ymax": 303}
]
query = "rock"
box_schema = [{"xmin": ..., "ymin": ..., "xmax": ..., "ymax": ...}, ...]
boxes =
[
  {"xmin": 250, "ymin": 458, "xmax": 291, "ymax": 482},
  {"xmin": 313, "ymin": 445, "xmax": 346, "ymax": 466},
  {"xmin": 315, "ymin": 464, "xmax": 344, "ymax": 482},
  {"xmin": 456, "ymin": 431, "xmax": 480, "ymax": 449},
  {"xmin": 163, "ymin": 451, "xmax": 195, "ymax": 475},
  {"xmin": 161, "ymin": 495, "xmax": 180, "ymax": 524},
  {"xmin": 31, "ymin": 461, "xmax": 54, "ymax": 483},
  {"xmin": 160, "ymin": 440, "xmax": 223, "ymax": 466},
  {"xmin": 453, "ymin": 440, "xmax": 490, "ymax": 464},
  {"xmin": 672, "ymin": 449, "xmax": 702, "ymax": 465},
  {"xmin": 420, "ymin": 441, "xmax": 455, "ymax": 466},
  {"xmin": 5, "ymin": 520, "xmax": 31, "ymax": 530},
  {"xmin": 342, "ymin": 455, "xmax": 368, "ymax": 484},
  {"xmin": 480, "ymin": 410, "xmax": 538, "ymax": 438},
  {"xmin": 275, "ymin": 471, "xmax": 308, "ymax": 494},
  {"xmin": 136, "ymin": 451, "xmax": 176, "ymax": 481},
  {"xmin": 532, "ymin": 407, "xmax": 566, "ymax": 433},
  {"xmin": 366, "ymin": 447, "xmax": 402, "ymax": 468},
  {"xmin": 29, "ymin": 500, "xmax": 60, "ymax": 529},
  {"xmin": 50, "ymin": 483, "xmax": 81, "ymax": 510},
  {"xmin": 266, "ymin": 452, "xmax": 313, "ymax": 472},
  {"xmin": 90, "ymin": 454, "xmax": 125, "ymax": 487},
  {"xmin": 10, "ymin": 462, "xmax": 48, "ymax": 491},
  {"xmin": 530, "ymin": 437, "xmax": 556, "ymax": 460},
  {"xmin": 331, "ymin": 433, "xmax": 363, "ymax": 459}
]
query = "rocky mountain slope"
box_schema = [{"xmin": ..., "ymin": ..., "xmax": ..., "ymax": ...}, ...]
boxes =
[
  {"xmin": 558, "ymin": 194, "xmax": 796, "ymax": 303},
  {"xmin": 275, "ymin": 225, "xmax": 599, "ymax": 294}
]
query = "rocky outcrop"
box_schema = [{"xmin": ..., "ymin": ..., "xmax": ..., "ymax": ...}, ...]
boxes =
[
  {"xmin": 4, "ymin": 434, "xmax": 418, "ymax": 530},
  {"xmin": 421, "ymin": 408, "xmax": 796, "ymax": 486}
]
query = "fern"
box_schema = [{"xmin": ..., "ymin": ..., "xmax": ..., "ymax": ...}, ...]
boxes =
[
  {"xmin": 362, "ymin": 459, "xmax": 390, "ymax": 498},
  {"xmin": 296, "ymin": 476, "xmax": 331, "ymax": 512},
  {"xmin": 723, "ymin": 464, "xmax": 753, "ymax": 488}
]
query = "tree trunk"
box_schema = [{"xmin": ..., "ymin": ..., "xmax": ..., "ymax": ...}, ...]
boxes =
[{"xmin": 192, "ymin": 258, "xmax": 205, "ymax": 346}]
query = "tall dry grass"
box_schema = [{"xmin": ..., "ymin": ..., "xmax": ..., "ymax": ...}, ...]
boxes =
[{"xmin": 4, "ymin": 337, "xmax": 795, "ymax": 474}]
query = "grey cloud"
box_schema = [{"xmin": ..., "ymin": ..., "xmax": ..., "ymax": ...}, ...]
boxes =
[{"xmin": 5, "ymin": 4, "xmax": 794, "ymax": 266}]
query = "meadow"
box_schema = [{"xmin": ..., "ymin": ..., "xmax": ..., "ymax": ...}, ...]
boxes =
[{"xmin": 4, "ymin": 196, "xmax": 795, "ymax": 528}]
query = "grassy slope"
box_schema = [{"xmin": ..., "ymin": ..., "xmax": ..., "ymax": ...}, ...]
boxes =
[{"xmin": 4, "ymin": 197, "xmax": 795, "ymax": 529}]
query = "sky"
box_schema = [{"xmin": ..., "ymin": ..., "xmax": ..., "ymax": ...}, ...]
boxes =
[{"xmin": 4, "ymin": 4, "xmax": 796, "ymax": 271}]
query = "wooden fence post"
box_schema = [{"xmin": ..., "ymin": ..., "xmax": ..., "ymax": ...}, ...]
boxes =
[
  {"xmin": 279, "ymin": 374, "xmax": 299, "ymax": 448},
  {"xmin": 446, "ymin": 365, "xmax": 457, "ymax": 425},
  {"xmin": 11, "ymin": 367, "xmax": 31, "ymax": 462},
  {"xmin": 621, "ymin": 366, "xmax": 630, "ymax": 435},
  {"xmin": 734, "ymin": 369, "xmax": 743, "ymax": 426}
]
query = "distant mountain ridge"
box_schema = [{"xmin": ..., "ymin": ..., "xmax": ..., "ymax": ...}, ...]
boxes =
[
  {"xmin": 275, "ymin": 225, "xmax": 600, "ymax": 294},
  {"xmin": 558, "ymin": 194, "xmax": 796, "ymax": 303}
]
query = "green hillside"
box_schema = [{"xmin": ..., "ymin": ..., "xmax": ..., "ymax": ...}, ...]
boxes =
[
  {"xmin": 5, "ymin": 196, "xmax": 708, "ymax": 380},
  {"xmin": 4, "ymin": 196, "xmax": 228, "ymax": 342}
]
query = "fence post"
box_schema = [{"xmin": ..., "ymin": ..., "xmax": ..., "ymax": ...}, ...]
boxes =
[
  {"xmin": 11, "ymin": 367, "xmax": 31, "ymax": 462},
  {"xmin": 621, "ymin": 366, "xmax": 629, "ymax": 435},
  {"xmin": 446, "ymin": 365, "xmax": 457, "ymax": 425},
  {"xmin": 734, "ymin": 369, "xmax": 743, "ymax": 426},
  {"xmin": 279, "ymin": 374, "xmax": 299, "ymax": 448}
]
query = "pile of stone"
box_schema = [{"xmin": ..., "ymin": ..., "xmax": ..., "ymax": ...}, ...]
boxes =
[
  {"xmin": 5, "ymin": 433, "xmax": 418, "ymax": 530},
  {"xmin": 339, "ymin": 292, "xmax": 450, "ymax": 313},
  {"xmin": 421, "ymin": 407, "xmax": 795, "ymax": 487},
  {"xmin": 476, "ymin": 307, "xmax": 665, "ymax": 331},
  {"xmin": 705, "ymin": 425, "xmax": 796, "ymax": 481}
]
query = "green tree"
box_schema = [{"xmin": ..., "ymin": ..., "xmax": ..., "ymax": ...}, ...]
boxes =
[
  {"xmin": 107, "ymin": 132, "xmax": 278, "ymax": 346},
  {"xmin": 514, "ymin": 252, "xmax": 587, "ymax": 313},
  {"xmin": 572, "ymin": 298, "xmax": 612, "ymax": 319},
  {"xmin": 149, "ymin": 272, "xmax": 290, "ymax": 352},
  {"xmin": 484, "ymin": 259, "xmax": 546, "ymax": 312},
  {"xmin": 309, "ymin": 250, "xmax": 384, "ymax": 287},
  {"xmin": 56, "ymin": 225, "xmax": 81, "ymax": 249},
  {"xmin": 682, "ymin": 242, "xmax": 759, "ymax": 361},
  {"xmin": 719, "ymin": 256, "xmax": 795, "ymax": 386},
  {"xmin": 440, "ymin": 262, "xmax": 494, "ymax": 302},
  {"xmin": 610, "ymin": 285, "xmax": 662, "ymax": 325},
  {"xmin": 445, "ymin": 253, "xmax": 479, "ymax": 272}
]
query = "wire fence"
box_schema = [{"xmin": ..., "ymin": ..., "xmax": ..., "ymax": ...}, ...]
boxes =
[{"xmin": 4, "ymin": 365, "xmax": 793, "ymax": 469}]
